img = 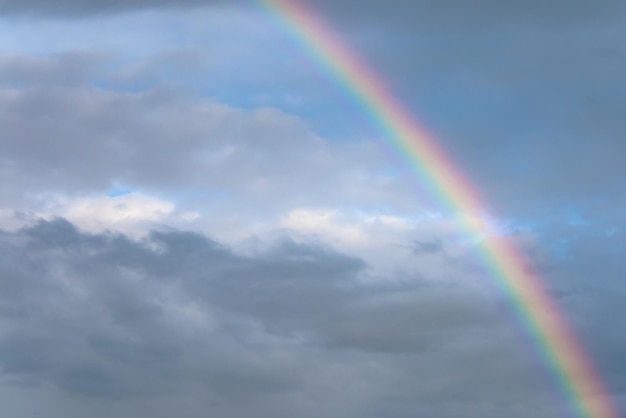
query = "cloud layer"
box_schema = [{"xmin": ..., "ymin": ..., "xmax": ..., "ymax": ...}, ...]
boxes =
[{"xmin": 0, "ymin": 218, "xmax": 572, "ymax": 417}]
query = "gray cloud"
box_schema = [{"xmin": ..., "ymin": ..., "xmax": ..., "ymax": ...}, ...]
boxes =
[
  {"xmin": 0, "ymin": 51, "xmax": 417, "ymax": 221},
  {"xmin": 0, "ymin": 218, "xmax": 354, "ymax": 400},
  {"xmin": 0, "ymin": 0, "xmax": 215, "ymax": 17},
  {"xmin": 0, "ymin": 218, "xmax": 589, "ymax": 417},
  {"xmin": 110, "ymin": 48, "xmax": 212, "ymax": 88},
  {"xmin": 352, "ymin": 13, "xmax": 626, "ymax": 219},
  {"xmin": 0, "ymin": 51, "xmax": 108, "ymax": 87},
  {"xmin": 2, "ymin": 0, "xmax": 624, "ymax": 25},
  {"xmin": 2, "ymin": 48, "xmax": 622, "ymax": 230},
  {"xmin": 411, "ymin": 239, "xmax": 444, "ymax": 256}
]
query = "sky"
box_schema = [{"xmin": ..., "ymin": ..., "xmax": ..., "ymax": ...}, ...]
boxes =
[{"xmin": 0, "ymin": 0, "xmax": 625, "ymax": 417}]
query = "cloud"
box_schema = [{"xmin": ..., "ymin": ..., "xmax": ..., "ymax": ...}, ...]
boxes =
[
  {"xmin": 411, "ymin": 239, "xmax": 444, "ymax": 256},
  {"xmin": 0, "ymin": 218, "xmax": 344, "ymax": 400},
  {"xmin": 2, "ymin": 0, "xmax": 624, "ymax": 26},
  {"xmin": 0, "ymin": 51, "xmax": 108, "ymax": 87},
  {"xmin": 109, "ymin": 47, "xmax": 213, "ymax": 88},
  {"xmin": 2, "ymin": 15, "xmax": 625, "ymax": 224},
  {"xmin": 0, "ymin": 0, "xmax": 216, "ymax": 18},
  {"xmin": 0, "ymin": 218, "xmax": 583, "ymax": 417},
  {"xmin": 0, "ymin": 52, "xmax": 425, "ymax": 230}
]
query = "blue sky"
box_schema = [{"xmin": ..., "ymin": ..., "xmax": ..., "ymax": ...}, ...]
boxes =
[{"xmin": 0, "ymin": 1, "xmax": 625, "ymax": 417}]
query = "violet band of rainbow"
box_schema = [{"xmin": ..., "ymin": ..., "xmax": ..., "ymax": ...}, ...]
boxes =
[{"xmin": 258, "ymin": 1, "xmax": 621, "ymax": 417}]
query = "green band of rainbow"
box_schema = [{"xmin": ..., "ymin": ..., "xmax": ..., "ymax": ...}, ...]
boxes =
[{"xmin": 259, "ymin": 1, "xmax": 620, "ymax": 417}]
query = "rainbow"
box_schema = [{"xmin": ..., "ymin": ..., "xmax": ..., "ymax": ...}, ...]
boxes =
[{"xmin": 258, "ymin": 1, "xmax": 620, "ymax": 417}]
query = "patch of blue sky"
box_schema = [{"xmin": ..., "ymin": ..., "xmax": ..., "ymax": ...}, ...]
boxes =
[
  {"xmin": 107, "ymin": 186, "xmax": 135, "ymax": 198},
  {"xmin": 0, "ymin": 6, "xmax": 270, "ymax": 63}
]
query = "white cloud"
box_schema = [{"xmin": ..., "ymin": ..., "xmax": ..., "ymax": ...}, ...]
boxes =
[
  {"xmin": 63, "ymin": 193, "xmax": 174, "ymax": 225},
  {"xmin": 3, "ymin": 192, "xmax": 178, "ymax": 237}
]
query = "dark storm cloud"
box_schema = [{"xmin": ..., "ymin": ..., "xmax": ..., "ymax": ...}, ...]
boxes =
[
  {"xmin": 321, "ymin": 1, "xmax": 626, "ymax": 219},
  {"xmin": 1, "ymin": 0, "xmax": 624, "ymax": 25},
  {"xmin": 0, "ymin": 218, "xmax": 581, "ymax": 417},
  {"xmin": 0, "ymin": 218, "xmax": 362, "ymax": 399},
  {"xmin": 321, "ymin": 0, "xmax": 626, "ymax": 30}
]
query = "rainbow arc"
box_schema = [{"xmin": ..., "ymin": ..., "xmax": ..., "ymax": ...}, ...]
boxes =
[{"xmin": 259, "ymin": 1, "xmax": 621, "ymax": 417}]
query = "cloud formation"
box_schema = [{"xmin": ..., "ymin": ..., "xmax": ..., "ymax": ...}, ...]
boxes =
[
  {"xmin": 0, "ymin": 0, "xmax": 213, "ymax": 17},
  {"xmin": 2, "ymin": 0, "xmax": 625, "ymax": 24},
  {"xmin": 0, "ymin": 218, "xmax": 575, "ymax": 417}
]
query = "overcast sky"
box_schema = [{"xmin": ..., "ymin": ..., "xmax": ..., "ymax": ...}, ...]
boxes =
[{"xmin": 0, "ymin": 1, "xmax": 625, "ymax": 417}]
